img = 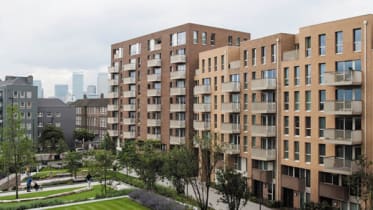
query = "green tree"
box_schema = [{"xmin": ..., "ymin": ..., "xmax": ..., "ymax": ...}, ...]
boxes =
[
  {"xmin": 99, "ymin": 133, "xmax": 116, "ymax": 155},
  {"xmin": 162, "ymin": 146, "xmax": 197, "ymax": 194},
  {"xmin": 74, "ymin": 128, "xmax": 95, "ymax": 148},
  {"xmin": 0, "ymin": 105, "xmax": 35, "ymax": 199},
  {"xmin": 118, "ymin": 140, "xmax": 137, "ymax": 175},
  {"xmin": 93, "ymin": 149, "xmax": 114, "ymax": 196},
  {"xmin": 64, "ymin": 151, "xmax": 83, "ymax": 178},
  {"xmin": 39, "ymin": 125, "xmax": 66, "ymax": 154},
  {"xmin": 215, "ymin": 168, "xmax": 250, "ymax": 210}
]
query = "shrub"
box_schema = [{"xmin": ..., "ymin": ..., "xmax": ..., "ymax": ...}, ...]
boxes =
[{"xmin": 129, "ymin": 189, "xmax": 187, "ymax": 210}]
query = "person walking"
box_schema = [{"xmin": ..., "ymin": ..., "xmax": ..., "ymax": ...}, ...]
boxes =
[{"xmin": 86, "ymin": 173, "xmax": 92, "ymax": 189}]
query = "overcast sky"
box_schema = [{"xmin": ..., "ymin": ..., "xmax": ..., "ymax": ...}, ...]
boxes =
[{"xmin": 0, "ymin": 0, "xmax": 371, "ymax": 97}]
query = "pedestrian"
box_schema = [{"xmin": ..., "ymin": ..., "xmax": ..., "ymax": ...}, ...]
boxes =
[
  {"xmin": 86, "ymin": 173, "xmax": 92, "ymax": 189},
  {"xmin": 26, "ymin": 177, "xmax": 32, "ymax": 192}
]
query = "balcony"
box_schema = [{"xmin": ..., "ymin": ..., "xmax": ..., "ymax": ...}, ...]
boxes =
[
  {"xmin": 170, "ymin": 54, "xmax": 186, "ymax": 63},
  {"xmin": 107, "ymin": 104, "xmax": 118, "ymax": 111},
  {"xmin": 147, "ymin": 104, "xmax": 161, "ymax": 112},
  {"xmin": 221, "ymin": 123, "xmax": 240, "ymax": 133},
  {"xmin": 147, "ymin": 89, "xmax": 161, "ymax": 97},
  {"xmin": 122, "ymin": 131, "xmax": 136, "ymax": 139},
  {"xmin": 323, "ymin": 157, "xmax": 359, "ymax": 175},
  {"xmin": 123, "ymin": 77, "xmax": 136, "ymax": 84},
  {"xmin": 170, "ymin": 87, "xmax": 185, "ymax": 96},
  {"xmin": 324, "ymin": 70, "xmax": 362, "ymax": 86},
  {"xmin": 193, "ymin": 103, "xmax": 211, "ymax": 112},
  {"xmin": 324, "ymin": 100, "xmax": 362, "ymax": 115},
  {"xmin": 108, "ymin": 66, "xmax": 118, "ymax": 73},
  {"xmin": 123, "ymin": 104, "xmax": 136, "ymax": 111},
  {"xmin": 169, "ymin": 120, "xmax": 185, "ymax": 128},
  {"xmin": 193, "ymin": 121, "xmax": 210, "ymax": 131},
  {"xmin": 170, "ymin": 136, "xmax": 186, "ymax": 145},
  {"xmin": 147, "ymin": 134, "xmax": 161, "ymax": 140},
  {"xmin": 147, "ymin": 59, "xmax": 161, "ymax": 67},
  {"xmin": 147, "ymin": 119, "xmax": 161, "ymax": 127},
  {"xmin": 108, "ymin": 117, "xmax": 118, "ymax": 124},
  {"xmin": 147, "ymin": 74, "xmax": 161, "ymax": 82},
  {"xmin": 221, "ymin": 103, "xmax": 240, "ymax": 113},
  {"xmin": 108, "ymin": 78, "xmax": 119, "ymax": 86},
  {"xmin": 223, "ymin": 144, "xmax": 240, "ymax": 155},
  {"xmin": 283, "ymin": 50, "xmax": 299, "ymax": 61},
  {"xmin": 123, "ymin": 117, "xmax": 136, "ymax": 125},
  {"xmin": 252, "ymin": 168, "xmax": 272, "ymax": 183},
  {"xmin": 170, "ymin": 70, "xmax": 186, "ymax": 80},
  {"xmin": 251, "ymin": 79, "xmax": 276, "ymax": 91},
  {"xmin": 108, "ymin": 92, "xmax": 119, "ymax": 98},
  {"xmin": 319, "ymin": 183, "xmax": 348, "ymax": 201},
  {"xmin": 251, "ymin": 102, "xmax": 276, "ymax": 114},
  {"xmin": 123, "ymin": 63, "xmax": 136, "ymax": 71},
  {"xmin": 324, "ymin": 129, "xmax": 362, "ymax": 145},
  {"xmin": 122, "ymin": 90, "xmax": 136, "ymax": 98},
  {"xmin": 281, "ymin": 175, "xmax": 305, "ymax": 192},
  {"xmin": 251, "ymin": 125, "xmax": 276, "ymax": 137},
  {"xmin": 229, "ymin": 60, "xmax": 240, "ymax": 70},
  {"xmin": 194, "ymin": 85, "xmax": 211, "ymax": 95},
  {"xmin": 170, "ymin": 104, "xmax": 186, "ymax": 112},
  {"xmin": 251, "ymin": 148, "xmax": 276, "ymax": 161},
  {"xmin": 108, "ymin": 130, "xmax": 118, "ymax": 137},
  {"xmin": 152, "ymin": 44, "xmax": 162, "ymax": 51},
  {"xmin": 222, "ymin": 82, "xmax": 240, "ymax": 92}
]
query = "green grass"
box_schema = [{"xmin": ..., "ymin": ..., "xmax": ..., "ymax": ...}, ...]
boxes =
[
  {"xmin": 50, "ymin": 197, "xmax": 149, "ymax": 210},
  {"xmin": 0, "ymin": 187, "xmax": 81, "ymax": 200}
]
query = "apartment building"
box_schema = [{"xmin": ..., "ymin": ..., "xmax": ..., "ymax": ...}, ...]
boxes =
[
  {"xmin": 194, "ymin": 14, "xmax": 373, "ymax": 209},
  {"xmin": 108, "ymin": 23, "xmax": 250, "ymax": 150}
]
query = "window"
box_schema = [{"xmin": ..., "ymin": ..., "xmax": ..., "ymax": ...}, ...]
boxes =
[
  {"xmin": 243, "ymin": 50, "xmax": 248, "ymax": 66},
  {"xmin": 284, "ymin": 116, "xmax": 289, "ymax": 135},
  {"xmin": 210, "ymin": 33, "xmax": 215, "ymax": 45},
  {"xmin": 244, "ymin": 94, "xmax": 248, "ymax": 110},
  {"xmin": 27, "ymin": 91, "xmax": 32, "ymax": 98},
  {"xmin": 271, "ymin": 44, "xmax": 277, "ymax": 63},
  {"xmin": 319, "ymin": 144, "xmax": 326, "ymax": 164},
  {"xmin": 243, "ymin": 136, "xmax": 248, "ymax": 152},
  {"xmin": 284, "ymin": 140, "xmax": 289, "ymax": 159},
  {"xmin": 208, "ymin": 58, "xmax": 211, "ymax": 71},
  {"xmin": 236, "ymin": 37, "xmax": 240, "ymax": 46},
  {"xmin": 319, "ymin": 90, "xmax": 326, "ymax": 110},
  {"xmin": 130, "ymin": 43, "xmax": 141, "ymax": 55},
  {"xmin": 294, "ymin": 116, "xmax": 300, "ymax": 136},
  {"xmin": 305, "ymin": 117, "xmax": 311, "ymax": 137},
  {"xmin": 294, "ymin": 66, "xmax": 300, "ymax": 85},
  {"xmin": 336, "ymin": 59, "xmax": 361, "ymax": 71},
  {"xmin": 261, "ymin": 46, "xmax": 266, "ymax": 64},
  {"xmin": 221, "ymin": 55, "xmax": 225, "ymax": 70},
  {"xmin": 284, "ymin": 92, "xmax": 289, "ymax": 111},
  {"xmin": 335, "ymin": 31, "xmax": 343, "ymax": 53},
  {"xmin": 228, "ymin": 36, "xmax": 232, "ymax": 46},
  {"xmin": 305, "ymin": 143, "xmax": 311, "ymax": 163},
  {"xmin": 202, "ymin": 32, "xmax": 207, "ymax": 45},
  {"xmin": 319, "ymin": 34, "xmax": 326, "ymax": 55},
  {"xmin": 244, "ymin": 115, "xmax": 248, "ymax": 131},
  {"xmin": 214, "ymin": 56, "xmax": 217, "ymax": 71},
  {"xmin": 193, "ymin": 31, "xmax": 198, "ymax": 44},
  {"xmin": 305, "ymin": 36, "xmax": 311, "ymax": 57},
  {"xmin": 251, "ymin": 137, "xmax": 256, "ymax": 147},
  {"xmin": 201, "ymin": 59, "xmax": 205, "ymax": 72},
  {"xmin": 319, "ymin": 117, "xmax": 325, "ymax": 138},
  {"xmin": 252, "ymin": 48, "xmax": 256, "ymax": 66},
  {"xmin": 294, "ymin": 91, "xmax": 300, "ymax": 111},
  {"xmin": 353, "ymin": 28, "xmax": 361, "ymax": 52},
  {"xmin": 284, "ymin": 67, "xmax": 289, "ymax": 86},
  {"xmin": 294, "ymin": 141, "xmax": 299, "ymax": 161},
  {"xmin": 305, "ymin": 64, "xmax": 311, "ymax": 85},
  {"xmin": 305, "ymin": 91, "xmax": 311, "ymax": 111},
  {"xmin": 319, "ymin": 63, "xmax": 325, "ymax": 84}
]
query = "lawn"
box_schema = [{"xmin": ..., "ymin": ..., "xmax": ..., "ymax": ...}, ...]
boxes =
[
  {"xmin": 50, "ymin": 197, "xmax": 149, "ymax": 210},
  {"xmin": 0, "ymin": 187, "xmax": 82, "ymax": 200}
]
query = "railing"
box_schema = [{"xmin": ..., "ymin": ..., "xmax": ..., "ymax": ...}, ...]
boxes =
[
  {"xmin": 324, "ymin": 129, "xmax": 362, "ymax": 144},
  {"xmin": 324, "ymin": 100, "xmax": 362, "ymax": 114},
  {"xmin": 123, "ymin": 63, "xmax": 136, "ymax": 71},
  {"xmin": 251, "ymin": 148, "xmax": 276, "ymax": 160},
  {"xmin": 221, "ymin": 103, "xmax": 240, "ymax": 113},
  {"xmin": 170, "ymin": 87, "xmax": 186, "ymax": 96},
  {"xmin": 251, "ymin": 78, "xmax": 276, "ymax": 90},
  {"xmin": 193, "ymin": 121, "xmax": 210, "ymax": 130},
  {"xmin": 223, "ymin": 144, "xmax": 240, "ymax": 154},
  {"xmin": 323, "ymin": 157, "xmax": 359, "ymax": 175},
  {"xmin": 222, "ymin": 82, "xmax": 240, "ymax": 92},
  {"xmin": 221, "ymin": 123, "xmax": 240, "ymax": 133},
  {"xmin": 324, "ymin": 70, "xmax": 362, "ymax": 86},
  {"xmin": 251, "ymin": 125, "xmax": 276, "ymax": 137},
  {"xmin": 169, "ymin": 120, "xmax": 185, "ymax": 128},
  {"xmin": 147, "ymin": 59, "xmax": 161, "ymax": 67},
  {"xmin": 251, "ymin": 102, "xmax": 276, "ymax": 113},
  {"xmin": 170, "ymin": 54, "xmax": 186, "ymax": 63},
  {"xmin": 193, "ymin": 103, "xmax": 211, "ymax": 112},
  {"xmin": 170, "ymin": 104, "xmax": 186, "ymax": 112},
  {"xmin": 170, "ymin": 70, "xmax": 186, "ymax": 80},
  {"xmin": 194, "ymin": 85, "xmax": 211, "ymax": 95}
]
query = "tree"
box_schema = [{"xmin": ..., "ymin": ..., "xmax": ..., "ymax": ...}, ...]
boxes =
[
  {"xmin": 74, "ymin": 128, "xmax": 95, "ymax": 148},
  {"xmin": 39, "ymin": 125, "xmax": 66, "ymax": 154},
  {"xmin": 118, "ymin": 140, "xmax": 137, "ymax": 175},
  {"xmin": 215, "ymin": 168, "xmax": 250, "ymax": 210},
  {"xmin": 64, "ymin": 151, "xmax": 83, "ymax": 178},
  {"xmin": 0, "ymin": 105, "xmax": 35, "ymax": 199},
  {"xmin": 162, "ymin": 146, "xmax": 197, "ymax": 194},
  {"xmin": 99, "ymin": 133, "xmax": 116, "ymax": 155},
  {"xmin": 93, "ymin": 149, "xmax": 114, "ymax": 196}
]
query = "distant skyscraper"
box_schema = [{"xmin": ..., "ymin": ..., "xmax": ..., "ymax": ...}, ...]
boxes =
[
  {"xmin": 72, "ymin": 72, "xmax": 84, "ymax": 100},
  {"xmin": 33, "ymin": 80, "xmax": 44, "ymax": 98},
  {"xmin": 86, "ymin": 85, "xmax": 98, "ymax": 98},
  {"xmin": 54, "ymin": 84, "xmax": 69, "ymax": 102},
  {"xmin": 97, "ymin": 73, "xmax": 108, "ymax": 97}
]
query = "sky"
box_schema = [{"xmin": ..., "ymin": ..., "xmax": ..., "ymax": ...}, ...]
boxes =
[{"xmin": 0, "ymin": 0, "xmax": 371, "ymax": 97}]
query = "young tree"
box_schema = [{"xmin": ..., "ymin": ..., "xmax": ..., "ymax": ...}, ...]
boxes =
[
  {"xmin": 93, "ymin": 149, "xmax": 114, "ymax": 196},
  {"xmin": 74, "ymin": 128, "xmax": 95, "ymax": 148},
  {"xmin": 39, "ymin": 125, "xmax": 67, "ymax": 154},
  {"xmin": 64, "ymin": 151, "xmax": 83, "ymax": 178},
  {"xmin": 118, "ymin": 140, "xmax": 137, "ymax": 175},
  {"xmin": 215, "ymin": 169, "xmax": 250, "ymax": 210},
  {"xmin": 0, "ymin": 105, "xmax": 35, "ymax": 199},
  {"xmin": 99, "ymin": 133, "xmax": 116, "ymax": 155}
]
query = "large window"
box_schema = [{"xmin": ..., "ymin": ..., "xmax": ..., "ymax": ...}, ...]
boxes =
[
  {"xmin": 305, "ymin": 91, "xmax": 311, "ymax": 111},
  {"xmin": 252, "ymin": 48, "xmax": 256, "ymax": 66},
  {"xmin": 319, "ymin": 90, "xmax": 326, "ymax": 110},
  {"xmin": 305, "ymin": 36, "xmax": 311, "ymax": 57},
  {"xmin": 294, "ymin": 141, "xmax": 299, "ymax": 161},
  {"xmin": 319, "ymin": 34, "xmax": 326, "ymax": 55},
  {"xmin": 271, "ymin": 44, "xmax": 277, "ymax": 63},
  {"xmin": 294, "ymin": 66, "xmax": 300, "ymax": 86},
  {"xmin": 335, "ymin": 31, "xmax": 343, "ymax": 54},
  {"xmin": 305, "ymin": 117, "xmax": 311, "ymax": 137},
  {"xmin": 353, "ymin": 28, "xmax": 361, "ymax": 52},
  {"xmin": 319, "ymin": 144, "xmax": 326, "ymax": 164},
  {"xmin": 305, "ymin": 64, "xmax": 311, "ymax": 85},
  {"xmin": 336, "ymin": 60, "xmax": 361, "ymax": 72},
  {"xmin": 294, "ymin": 116, "xmax": 300, "ymax": 136},
  {"xmin": 284, "ymin": 140, "xmax": 289, "ymax": 159},
  {"xmin": 319, "ymin": 63, "xmax": 326, "ymax": 84},
  {"xmin": 284, "ymin": 67, "xmax": 289, "ymax": 86},
  {"xmin": 284, "ymin": 92, "xmax": 289, "ymax": 111},
  {"xmin": 319, "ymin": 117, "xmax": 325, "ymax": 138},
  {"xmin": 261, "ymin": 46, "xmax": 266, "ymax": 64},
  {"xmin": 294, "ymin": 91, "xmax": 300, "ymax": 111},
  {"xmin": 305, "ymin": 143, "xmax": 311, "ymax": 163},
  {"xmin": 171, "ymin": 32, "xmax": 186, "ymax": 46},
  {"xmin": 130, "ymin": 43, "xmax": 141, "ymax": 55}
]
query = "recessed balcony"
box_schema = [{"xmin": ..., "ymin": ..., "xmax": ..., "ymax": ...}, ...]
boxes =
[
  {"xmin": 324, "ymin": 70, "xmax": 362, "ymax": 86},
  {"xmin": 193, "ymin": 120, "xmax": 210, "ymax": 131},
  {"xmin": 324, "ymin": 100, "xmax": 362, "ymax": 115},
  {"xmin": 251, "ymin": 125, "xmax": 276, "ymax": 137},
  {"xmin": 223, "ymin": 144, "xmax": 240, "ymax": 155},
  {"xmin": 170, "ymin": 70, "xmax": 186, "ymax": 80},
  {"xmin": 147, "ymin": 119, "xmax": 161, "ymax": 127},
  {"xmin": 122, "ymin": 90, "xmax": 136, "ymax": 98},
  {"xmin": 170, "ymin": 136, "xmax": 186, "ymax": 145},
  {"xmin": 108, "ymin": 117, "xmax": 118, "ymax": 124},
  {"xmin": 147, "ymin": 89, "xmax": 161, "ymax": 97},
  {"xmin": 252, "ymin": 168, "xmax": 272, "ymax": 183},
  {"xmin": 123, "ymin": 77, "xmax": 136, "ymax": 84},
  {"xmin": 123, "ymin": 117, "xmax": 136, "ymax": 125},
  {"xmin": 193, "ymin": 103, "xmax": 211, "ymax": 112},
  {"xmin": 323, "ymin": 157, "xmax": 359, "ymax": 175},
  {"xmin": 251, "ymin": 102, "xmax": 276, "ymax": 113},
  {"xmin": 122, "ymin": 131, "xmax": 136, "ymax": 139},
  {"xmin": 108, "ymin": 78, "xmax": 119, "ymax": 86},
  {"xmin": 251, "ymin": 148, "xmax": 276, "ymax": 161},
  {"xmin": 221, "ymin": 123, "xmax": 240, "ymax": 133},
  {"xmin": 324, "ymin": 129, "xmax": 362, "ymax": 145},
  {"xmin": 147, "ymin": 104, "xmax": 161, "ymax": 112},
  {"xmin": 123, "ymin": 63, "xmax": 136, "ymax": 71},
  {"xmin": 123, "ymin": 104, "xmax": 136, "ymax": 111},
  {"xmin": 147, "ymin": 59, "xmax": 161, "ymax": 67},
  {"xmin": 170, "ymin": 104, "xmax": 186, "ymax": 112},
  {"xmin": 221, "ymin": 103, "xmax": 240, "ymax": 113},
  {"xmin": 170, "ymin": 54, "xmax": 186, "ymax": 63},
  {"xmin": 108, "ymin": 92, "xmax": 119, "ymax": 98},
  {"xmin": 222, "ymin": 82, "xmax": 240, "ymax": 92},
  {"xmin": 194, "ymin": 85, "xmax": 211, "ymax": 95},
  {"xmin": 170, "ymin": 87, "xmax": 185, "ymax": 96},
  {"xmin": 147, "ymin": 74, "xmax": 161, "ymax": 82},
  {"xmin": 169, "ymin": 120, "xmax": 185, "ymax": 128},
  {"xmin": 108, "ymin": 130, "xmax": 118, "ymax": 137},
  {"xmin": 107, "ymin": 104, "xmax": 118, "ymax": 111},
  {"xmin": 147, "ymin": 134, "xmax": 161, "ymax": 140},
  {"xmin": 281, "ymin": 175, "xmax": 305, "ymax": 192},
  {"xmin": 251, "ymin": 78, "xmax": 276, "ymax": 91}
]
